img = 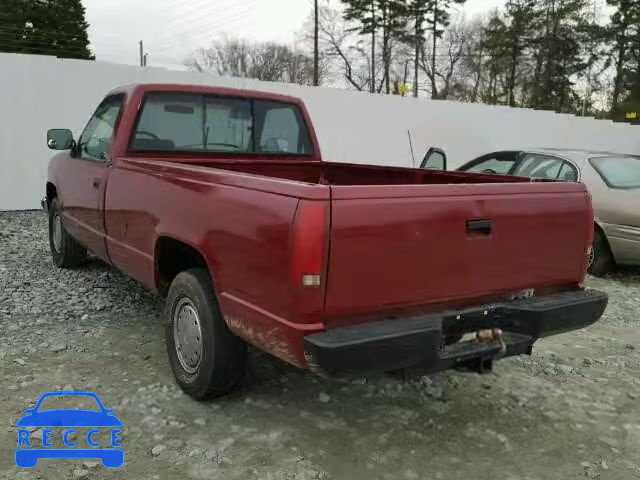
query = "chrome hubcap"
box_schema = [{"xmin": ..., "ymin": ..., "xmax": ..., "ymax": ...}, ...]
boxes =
[
  {"xmin": 52, "ymin": 214, "xmax": 63, "ymax": 252},
  {"xmin": 173, "ymin": 298, "xmax": 203, "ymax": 374},
  {"xmin": 588, "ymin": 246, "xmax": 595, "ymax": 268}
]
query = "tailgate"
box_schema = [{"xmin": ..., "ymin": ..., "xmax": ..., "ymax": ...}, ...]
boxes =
[{"xmin": 324, "ymin": 182, "xmax": 591, "ymax": 323}]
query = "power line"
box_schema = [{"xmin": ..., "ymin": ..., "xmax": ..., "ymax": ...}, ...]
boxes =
[
  {"xmin": 0, "ymin": 24, "xmax": 98, "ymax": 40},
  {"xmin": 162, "ymin": 0, "xmax": 259, "ymax": 30},
  {"xmin": 0, "ymin": 33, "xmax": 134, "ymax": 56},
  {"xmin": 0, "ymin": 43, "xmax": 107, "ymax": 57},
  {"xmin": 152, "ymin": 0, "xmax": 223, "ymax": 16},
  {"xmin": 0, "ymin": 29, "xmax": 132, "ymax": 51},
  {"xmin": 149, "ymin": 9, "xmax": 261, "ymax": 51}
]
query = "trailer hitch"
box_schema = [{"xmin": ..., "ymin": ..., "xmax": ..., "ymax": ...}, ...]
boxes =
[{"xmin": 465, "ymin": 328, "xmax": 507, "ymax": 374}]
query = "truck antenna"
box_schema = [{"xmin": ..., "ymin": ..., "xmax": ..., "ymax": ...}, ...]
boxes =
[{"xmin": 407, "ymin": 130, "xmax": 416, "ymax": 168}]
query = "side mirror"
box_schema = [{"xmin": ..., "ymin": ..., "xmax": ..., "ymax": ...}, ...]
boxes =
[
  {"xmin": 47, "ymin": 129, "xmax": 74, "ymax": 150},
  {"xmin": 420, "ymin": 147, "xmax": 447, "ymax": 170}
]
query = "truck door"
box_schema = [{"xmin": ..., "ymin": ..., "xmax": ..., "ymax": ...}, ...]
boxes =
[{"xmin": 59, "ymin": 94, "xmax": 124, "ymax": 262}]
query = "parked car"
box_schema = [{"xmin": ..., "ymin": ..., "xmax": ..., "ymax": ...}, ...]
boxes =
[
  {"xmin": 44, "ymin": 84, "xmax": 607, "ymax": 399},
  {"xmin": 421, "ymin": 147, "xmax": 640, "ymax": 275}
]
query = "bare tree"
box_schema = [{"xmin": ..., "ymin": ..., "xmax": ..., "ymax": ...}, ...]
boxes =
[
  {"xmin": 418, "ymin": 17, "xmax": 469, "ymax": 99},
  {"xmin": 317, "ymin": 6, "xmax": 376, "ymax": 91},
  {"xmin": 459, "ymin": 17, "xmax": 488, "ymax": 102},
  {"xmin": 186, "ymin": 38, "xmax": 319, "ymax": 86}
]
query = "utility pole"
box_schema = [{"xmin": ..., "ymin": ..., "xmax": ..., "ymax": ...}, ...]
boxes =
[
  {"xmin": 139, "ymin": 40, "xmax": 144, "ymax": 67},
  {"xmin": 414, "ymin": 6, "xmax": 420, "ymax": 98},
  {"xmin": 313, "ymin": 0, "xmax": 319, "ymax": 86},
  {"xmin": 582, "ymin": 0, "xmax": 598, "ymax": 116},
  {"xmin": 370, "ymin": 0, "xmax": 376, "ymax": 94},
  {"xmin": 431, "ymin": 0, "xmax": 438, "ymax": 99}
]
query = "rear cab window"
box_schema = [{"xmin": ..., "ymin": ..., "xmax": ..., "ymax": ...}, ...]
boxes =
[{"xmin": 129, "ymin": 92, "xmax": 314, "ymax": 156}]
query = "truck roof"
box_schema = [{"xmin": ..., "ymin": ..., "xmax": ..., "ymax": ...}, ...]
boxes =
[{"xmin": 108, "ymin": 83, "xmax": 306, "ymax": 105}]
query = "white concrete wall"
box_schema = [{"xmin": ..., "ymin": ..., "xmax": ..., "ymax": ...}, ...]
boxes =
[{"xmin": 2, "ymin": 53, "xmax": 640, "ymax": 210}]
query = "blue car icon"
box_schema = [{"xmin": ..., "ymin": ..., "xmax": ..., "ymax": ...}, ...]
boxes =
[{"xmin": 16, "ymin": 391, "xmax": 123, "ymax": 468}]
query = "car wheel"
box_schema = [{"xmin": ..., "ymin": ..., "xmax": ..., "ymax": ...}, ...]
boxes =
[
  {"xmin": 166, "ymin": 268, "xmax": 246, "ymax": 400},
  {"xmin": 588, "ymin": 229, "xmax": 614, "ymax": 277},
  {"xmin": 48, "ymin": 198, "xmax": 87, "ymax": 268}
]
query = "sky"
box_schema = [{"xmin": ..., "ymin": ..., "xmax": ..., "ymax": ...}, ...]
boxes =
[{"xmin": 84, "ymin": 0, "xmax": 507, "ymax": 70}]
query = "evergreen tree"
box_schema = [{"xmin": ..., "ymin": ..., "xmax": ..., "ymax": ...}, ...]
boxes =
[
  {"xmin": 0, "ymin": 0, "xmax": 93, "ymax": 59},
  {"xmin": 0, "ymin": 0, "xmax": 31, "ymax": 54},
  {"xmin": 406, "ymin": 0, "xmax": 431, "ymax": 97},
  {"xmin": 422, "ymin": 0, "xmax": 467, "ymax": 99},
  {"xmin": 605, "ymin": 0, "xmax": 640, "ymax": 118},
  {"xmin": 502, "ymin": 0, "xmax": 538, "ymax": 106},
  {"xmin": 341, "ymin": 0, "xmax": 407, "ymax": 93},
  {"xmin": 481, "ymin": 13, "xmax": 511, "ymax": 104},
  {"xmin": 529, "ymin": 0, "xmax": 590, "ymax": 112}
]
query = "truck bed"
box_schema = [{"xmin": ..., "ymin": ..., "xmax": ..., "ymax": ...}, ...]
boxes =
[
  {"xmin": 178, "ymin": 159, "xmax": 529, "ymax": 186},
  {"xmin": 149, "ymin": 157, "xmax": 590, "ymax": 317}
]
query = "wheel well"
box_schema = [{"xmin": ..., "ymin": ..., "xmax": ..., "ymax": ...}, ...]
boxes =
[
  {"xmin": 155, "ymin": 237, "xmax": 209, "ymax": 296},
  {"xmin": 594, "ymin": 222, "xmax": 609, "ymax": 244},
  {"xmin": 46, "ymin": 182, "xmax": 57, "ymax": 207},
  {"xmin": 594, "ymin": 222, "xmax": 614, "ymax": 255}
]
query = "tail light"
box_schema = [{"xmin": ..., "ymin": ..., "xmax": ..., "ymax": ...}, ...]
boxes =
[{"xmin": 291, "ymin": 201, "xmax": 328, "ymax": 288}]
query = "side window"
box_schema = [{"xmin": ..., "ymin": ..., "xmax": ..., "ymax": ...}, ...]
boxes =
[
  {"xmin": 421, "ymin": 149, "xmax": 446, "ymax": 170},
  {"xmin": 78, "ymin": 95, "xmax": 124, "ymax": 161},
  {"xmin": 254, "ymin": 101, "xmax": 313, "ymax": 154},
  {"xmin": 462, "ymin": 156, "xmax": 516, "ymax": 174},
  {"xmin": 513, "ymin": 153, "xmax": 564, "ymax": 179},
  {"xmin": 558, "ymin": 161, "xmax": 579, "ymax": 181}
]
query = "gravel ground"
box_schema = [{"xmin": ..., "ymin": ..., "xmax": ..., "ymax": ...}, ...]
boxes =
[{"xmin": 1, "ymin": 210, "xmax": 640, "ymax": 480}]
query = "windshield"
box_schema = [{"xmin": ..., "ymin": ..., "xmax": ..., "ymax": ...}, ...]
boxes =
[{"xmin": 589, "ymin": 156, "xmax": 640, "ymax": 189}]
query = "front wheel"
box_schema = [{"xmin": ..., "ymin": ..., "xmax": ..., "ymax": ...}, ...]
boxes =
[
  {"xmin": 48, "ymin": 198, "xmax": 87, "ymax": 268},
  {"xmin": 165, "ymin": 268, "xmax": 246, "ymax": 400}
]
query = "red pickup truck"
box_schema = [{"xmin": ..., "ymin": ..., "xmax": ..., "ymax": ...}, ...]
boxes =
[{"xmin": 44, "ymin": 84, "xmax": 607, "ymax": 399}]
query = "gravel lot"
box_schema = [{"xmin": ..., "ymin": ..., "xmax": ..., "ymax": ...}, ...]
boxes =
[{"xmin": 1, "ymin": 210, "xmax": 640, "ymax": 480}]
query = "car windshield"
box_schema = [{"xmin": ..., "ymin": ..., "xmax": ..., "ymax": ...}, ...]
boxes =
[
  {"xmin": 589, "ymin": 156, "xmax": 640, "ymax": 189},
  {"xmin": 37, "ymin": 395, "xmax": 101, "ymax": 412}
]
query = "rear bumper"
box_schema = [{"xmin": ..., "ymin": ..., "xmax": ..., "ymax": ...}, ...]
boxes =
[{"xmin": 304, "ymin": 289, "xmax": 608, "ymax": 376}]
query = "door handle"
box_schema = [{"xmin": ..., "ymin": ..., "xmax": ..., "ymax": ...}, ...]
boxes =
[
  {"xmin": 92, "ymin": 177, "xmax": 102, "ymax": 189},
  {"xmin": 466, "ymin": 219, "xmax": 492, "ymax": 236}
]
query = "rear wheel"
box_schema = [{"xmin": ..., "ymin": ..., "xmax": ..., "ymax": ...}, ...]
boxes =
[
  {"xmin": 166, "ymin": 268, "xmax": 246, "ymax": 399},
  {"xmin": 588, "ymin": 229, "xmax": 614, "ymax": 277},
  {"xmin": 48, "ymin": 198, "xmax": 87, "ymax": 268}
]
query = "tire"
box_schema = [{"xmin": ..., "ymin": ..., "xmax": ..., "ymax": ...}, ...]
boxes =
[
  {"xmin": 166, "ymin": 268, "xmax": 246, "ymax": 400},
  {"xmin": 48, "ymin": 197, "xmax": 87, "ymax": 268},
  {"xmin": 588, "ymin": 229, "xmax": 614, "ymax": 277}
]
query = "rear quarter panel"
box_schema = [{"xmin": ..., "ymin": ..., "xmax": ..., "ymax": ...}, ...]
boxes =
[{"xmin": 104, "ymin": 158, "xmax": 329, "ymax": 366}]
